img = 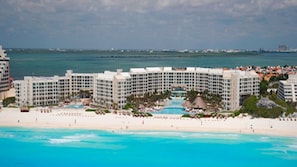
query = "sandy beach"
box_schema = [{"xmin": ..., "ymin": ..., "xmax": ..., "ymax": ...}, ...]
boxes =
[{"xmin": 0, "ymin": 107, "xmax": 297, "ymax": 137}]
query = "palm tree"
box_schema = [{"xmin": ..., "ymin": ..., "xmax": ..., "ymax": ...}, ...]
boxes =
[{"xmin": 112, "ymin": 102, "xmax": 118, "ymax": 110}]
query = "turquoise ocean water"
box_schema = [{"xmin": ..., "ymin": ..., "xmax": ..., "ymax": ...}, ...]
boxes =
[
  {"xmin": 2, "ymin": 50, "xmax": 297, "ymax": 166},
  {"xmin": 0, "ymin": 127, "xmax": 296, "ymax": 167}
]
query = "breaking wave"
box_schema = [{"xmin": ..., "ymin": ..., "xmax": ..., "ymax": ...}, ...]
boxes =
[{"xmin": 49, "ymin": 133, "xmax": 97, "ymax": 144}]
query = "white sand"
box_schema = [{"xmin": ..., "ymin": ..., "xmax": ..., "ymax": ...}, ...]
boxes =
[{"xmin": 0, "ymin": 107, "xmax": 297, "ymax": 137}]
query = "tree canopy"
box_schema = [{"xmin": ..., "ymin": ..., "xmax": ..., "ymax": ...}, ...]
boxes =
[
  {"xmin": 240, "ymin": 94, "xmax": 296, "ymax": 118},
  {"xmin": 2, "ymin": 97, "xmax": 15, "ymax": 107}
]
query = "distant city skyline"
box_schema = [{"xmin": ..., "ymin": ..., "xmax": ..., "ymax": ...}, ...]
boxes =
[{"xmin": 1, "ymin": 0, "xmax": 297, "ymax": 50}]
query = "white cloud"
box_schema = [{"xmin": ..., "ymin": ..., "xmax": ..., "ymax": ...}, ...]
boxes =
[
  {"xmin": 5, "ymin": 0, "xmax": 297, "ymax": 16},
  {"xmin": 1, "ymin": 0, "xmax": 296, "ymax": 49}
]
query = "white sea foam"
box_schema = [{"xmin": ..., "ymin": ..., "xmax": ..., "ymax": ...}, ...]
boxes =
[
  {"xmin": 0, "ymin": 132, "xmax": 14, "ymax": 138},
  {"xmin": 180, "ymin": 132, "xmax": 241, "ymax": 142},
  {"xmin": 49, "ymin": 133, "xmax": 97, "ymax": 144},
  {"xmin": 259, "ymin": 136, "xmax": 270, "ymax": 142},
  {"xmin": 288, "ymin": 144, "xmax": 297, "ymax": 149},
  {"xmin": 261, "ymin": 139, "xmax": 297, "ymax": 160},
  {"xmin": 49, "ymin": 138, "xmax": 80, "ymax": 144},
  {"xmin": 63, "ymin": 133, "xmax": 97, "ymax": 140},
  {"xmin": 285, "ymin": 139, "xmax": 297, "ymax": 152},
  {"xmin": 48, "ymin": 132, "xmax": 126, "ymax": 150},
  {"xmin": 32, "ymin": 135, "xmax": 48, "ymax": 140},
  {"xmin": 117, "ymin": 131, "xmax": 185, "ymax": 137},
  {"xmin": 115, "ymin": 131, "xmax": 240, "ymax": 140}
]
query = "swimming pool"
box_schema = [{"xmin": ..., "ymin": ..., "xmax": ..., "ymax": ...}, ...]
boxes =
[
  {"xmin": 64, "ymin": 104, "xmax": 83, "ymax": 109},
  {"xmin": 155, "ymin": 98, "xmax": 188, "ymax": 114},
  {"xmin": 155, "ymin": 107, "xmax": 188, "ymax": 114}
]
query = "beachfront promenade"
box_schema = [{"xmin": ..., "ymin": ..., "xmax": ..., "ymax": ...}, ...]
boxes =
[{"xmin": 1, "ymin": 107, "xmax": 296, "ymax": 137}]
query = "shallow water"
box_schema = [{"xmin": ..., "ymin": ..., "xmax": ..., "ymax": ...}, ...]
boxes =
[{"xmin": 0, "ymin": 127, "xmax": 296, "ymax": 167}]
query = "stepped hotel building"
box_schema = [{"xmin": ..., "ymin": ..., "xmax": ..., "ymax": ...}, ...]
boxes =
[{"xmin": 14, "ymin": 67, "xmax": 260, "ymax": 111}]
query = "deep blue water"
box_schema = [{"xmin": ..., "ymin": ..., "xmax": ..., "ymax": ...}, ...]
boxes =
[
  {"xmin": 7, "ymin": 49, "xmax": 297, "ymax": 80},
  {"xmin": 0, "ymin": 127, "xmax": 296, "ymax": 167}
]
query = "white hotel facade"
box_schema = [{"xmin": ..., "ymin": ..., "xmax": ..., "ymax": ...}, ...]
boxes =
[
  {"xmin": 277, "ymin": 74, "xmax": 297, "ymax": 102},
  {"xmin": 14, "ymin": 67, "xmax": 260, "ymax": 111}
]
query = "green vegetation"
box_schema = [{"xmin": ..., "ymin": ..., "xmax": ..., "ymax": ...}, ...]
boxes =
[
  {"xmin": 85, "ymin": 108, "xmax": 96, "ymax": 112},
  {"xmin": 186, "ymin": 90, "xmax": 198, "ymax": 103},
  {"xmin": 234, "ymin": 110, "xmax": 241, "ymax": 117},
  {"xmin": 182, "ymin": 113, "xmax": 204, "ymax": 118},
  {"xmin": 78, "ymin": 89, "xmax": 92, "ymax": 98},
  {"xmin": 200, "ymin": 91, "xmax": 222, "ymax": 105},
  {"xmin": 104, "ymin": 109, "xmax": 111, "ymax": 113},
  {"xmin": 255, "ymin": 107, "xmax": 283, "ymax": 118},
  {"xmin": 182, "ymin": 114, "xmax": 191, "ymax": 118},
  {"xmin": 123, "ymin": 102, "xmax": 136, "ymax": 111},
  {"xmin": 85, "ymin": 108, "xmax": 111, "ymax": 114},
  {"xmin": 269, "ymin": 94, "xmax": 287, "ymax": 107},
  {"xmin": 260, "ymin": 80, "xmax": 268, "ymax": 96},
  {"xmin": 146, "ymin": 112, "xmax": 153, "ymax": 117},
  {"xmin": 182, "ymin": 112, "xmax": 232, "ymax": 119},
  {"xmin": 240, "ymin": 94, "xmax": 296, "ymax": 118},
  {"xmin": 269, "ymin": 94, "xmax": 296, "ymax": 116},
  {"xmin": 185, "ymin": 90, "xmax": 222, "ymax": 110},
  {"xmin": 2, "ymin": 97, "xmax": 15, "ymax": 107},
  {"xmin": 260, "ymin": 74, "xmax": 289, "ymax": 96},
  {"xmin": 197, "ymin": 113, "xmax": 205, "ymax": 118},
  {"xmin": 254, "ymin": 73, "xmax": 296, "ymax": 118},
  {"xmin": 125, "ymin": 90, "xmax": 171, "ymax": 111},
  {"xmin": 269, "ymin": 74, "xmax": 288, "ymax": 82},
  {"xmin": 240, "ymin": 95, "xmax": 258, "ymax": 114}
]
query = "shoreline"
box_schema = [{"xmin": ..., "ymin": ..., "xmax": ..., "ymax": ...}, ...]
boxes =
[{"xmin": 1, "ymin": 107, "xmax": 297, "ymax": 137}]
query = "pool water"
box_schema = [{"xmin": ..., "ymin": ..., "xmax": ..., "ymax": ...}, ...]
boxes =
[
  {"xmin": 155, "ymin": 107, "xmax": 188, "ymax": 114},
  {"xmin": 64, "ymin": 104, "xmax": 83, "ymax": 109},
  {"xmin": 155, "ymin": 98, "xmax": 187, "ymax": 114}
]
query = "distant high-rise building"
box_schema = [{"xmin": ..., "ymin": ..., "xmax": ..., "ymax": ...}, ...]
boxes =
[
  {"xmin": 0, "ymin": 45, "xmax": 10, "ymax": 99},
  {"xmin": 278, "ymin": 44, "xmax": 288, "ymax": 52}
]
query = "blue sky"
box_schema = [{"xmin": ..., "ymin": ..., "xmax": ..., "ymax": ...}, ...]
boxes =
[{"xmin": 0, "ymin": 0, "xmax": 297, "ymax": 50}]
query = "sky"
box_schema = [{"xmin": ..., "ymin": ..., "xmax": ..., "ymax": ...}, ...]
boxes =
[{"xmin": 0, "ymin": 0, "xmax": 297, "ymax": 50}]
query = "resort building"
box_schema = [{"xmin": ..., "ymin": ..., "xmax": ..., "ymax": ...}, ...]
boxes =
[
  {"xmin": 130, "ymin": 68, "xmax": 148, "ymax": 96},
  {"xmin": 93, "ymin": 69, "xmax": 131, "ymax": 109},
  {"xmin": 14, "ymin": 67, "xmax": 260, "ymax": 111},
  {"xmin": 14, "ymin": 76, "xmax": 60, "ymax": 106},
  {"xmin": 14, "ymin": 70, "xmax": 95, "ymax": 107},
  {"xmin": 277, "ymin": 74, "xmax": 297, "ymax": 102},
  {"xmin": 65, "ymin": 70, "xmax": 95, "ymax": 95},
  {"xmin": 0, "ymin": 45, "xmax": 10, "ymax": 100},
  {"xmin": 222, "ymin": 70, "xmax": 260, "ymax": 110}
]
